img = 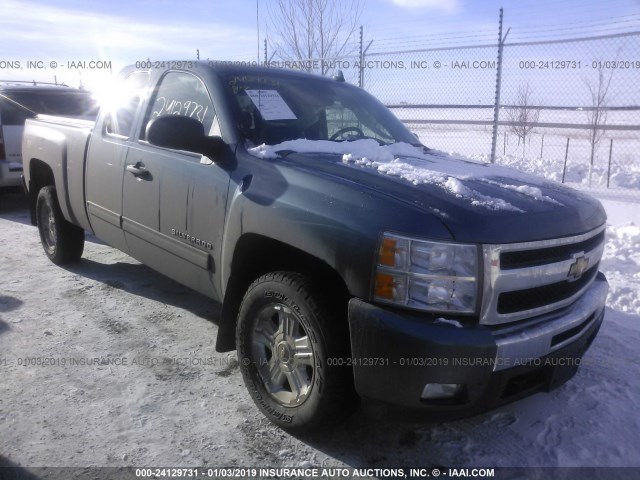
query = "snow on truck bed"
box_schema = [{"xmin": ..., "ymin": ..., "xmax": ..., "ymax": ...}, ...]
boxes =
[{"xmin": 249, "ymin": 139, "xmax": 562, "ymax": 212}]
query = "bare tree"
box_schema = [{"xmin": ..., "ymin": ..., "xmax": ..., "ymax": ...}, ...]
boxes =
[
  {"xmin": 506, "ymin": 83, "xmax": 540, "ymax": 158},
  {"xmin": 267, "ymin": 0, "xmax": 363, "ymax": 75},
  {"xmin": 584, "ymin": 65, "xmax": 614, "ymax": 187}
]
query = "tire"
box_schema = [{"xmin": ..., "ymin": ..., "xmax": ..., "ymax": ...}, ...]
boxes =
[
  {"xmin": 236, "ymin": 271, "xmax": 358, "ymax": 431},
  {"xmin": 36, "ymin": 186, "xmax": 84, "ymax": 265}
]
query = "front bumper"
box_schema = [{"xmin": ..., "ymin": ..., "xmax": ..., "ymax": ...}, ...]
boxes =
[{"xmin": 347, "ymin": 272, "xmax": 608, "ymax": 421}]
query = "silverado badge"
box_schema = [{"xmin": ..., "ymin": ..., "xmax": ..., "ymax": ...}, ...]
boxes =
[{"xmin": 171, "ymin": 229, "xmax": 213, "ymax": 250}]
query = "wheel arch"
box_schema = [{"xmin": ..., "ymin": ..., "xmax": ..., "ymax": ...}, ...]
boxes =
[
  {"xmin": 215, "ymin": 233, "xmax": 352, "ymax": 352},
  {"xmin": 27, "ymin": 159, "xmax": 55, "ymax": 225}
]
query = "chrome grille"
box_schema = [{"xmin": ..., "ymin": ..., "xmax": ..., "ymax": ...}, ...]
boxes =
[{"xmin": 480, "ymin": 225, "xmax": 606, "ymax": 325}]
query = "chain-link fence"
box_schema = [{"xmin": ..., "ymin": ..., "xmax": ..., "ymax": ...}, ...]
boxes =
[{"xmin": 350, "ymin": 30, "xmax": 640, "ymax": 200}]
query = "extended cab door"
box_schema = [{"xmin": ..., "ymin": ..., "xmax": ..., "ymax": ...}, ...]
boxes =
[
  {"xmin": 86, "ymin": 71, "xmax": 150, "ymax": 252},
  {"xmin": 121, "ymin": 71, "xmax": 229, "ymax": 301}
]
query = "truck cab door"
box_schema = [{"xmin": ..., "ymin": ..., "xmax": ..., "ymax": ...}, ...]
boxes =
[
  {"xmin": 86, "ymin": 71, "xmax": 149, "ymax": 253},
  {"xmin": 121, "ymin": 71, "xmax": 229, "ymax": 301}
]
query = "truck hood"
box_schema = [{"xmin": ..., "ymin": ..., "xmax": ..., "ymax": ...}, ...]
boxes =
[{"xmin": 249, "ymin": 140, "xmax": 606, "ymax": 244}]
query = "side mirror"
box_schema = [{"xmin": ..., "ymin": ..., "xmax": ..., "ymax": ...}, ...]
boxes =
[{"xmin": 146, "ymin": 115, "xmax": 224, "ymax": 159}]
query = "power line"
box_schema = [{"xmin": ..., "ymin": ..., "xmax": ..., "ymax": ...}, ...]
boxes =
[
  {"xmin": 370, "ymin": 13, "xmax": 640, "ymax": 52},
  {"xmin": 514, "ymin": 14, "xmax": 640, "ymax": 33},
  {"xmin": 368, "ymin": 28, "xmax": 498, "ymax": 44},
  {"xmin": 372, "ymin": 3, "xmax": 637, "ymax": 37},
  {"xmin": 371, "ymin": 32, "xmax": 498, "ymax": 49},
  {"xmin": 502, "ymin": 0, "xmax": 629, "ymax": 15},
  {"xmin": 508, "ymin": 23, "xmax": 640, "ymax": 41}
]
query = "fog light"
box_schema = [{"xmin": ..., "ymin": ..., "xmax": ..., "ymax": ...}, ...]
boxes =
[{"xmin": 421, "ymin": 383, "xmax": 463, "ymax": 400}]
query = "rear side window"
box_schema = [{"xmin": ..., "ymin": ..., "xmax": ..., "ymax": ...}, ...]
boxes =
[
  {"xmin": 140, "ymin": 72, "xmax": 215, "ymax": 141},
  {"xmin": 105, "ymin": 71, "xmax": 150, "ymax": 138},
  {"xmin": 0, "ymin": 91, "xmax": 98, "ymax": 125}
]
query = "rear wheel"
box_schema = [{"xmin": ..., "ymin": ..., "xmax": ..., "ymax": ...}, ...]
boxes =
[
  {"xmin": 36, "ymin": 186, "xmax": 84, "ymax": 265},
  {"xmin": 236, "ymin": 271, "xmax": 357, "ymax": 430}
]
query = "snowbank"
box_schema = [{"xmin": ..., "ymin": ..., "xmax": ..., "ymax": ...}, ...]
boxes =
[
  {"xmin": 462, "ymin": 151, "xmax": 640, "ymax": 192},
  {"xmin": 601, "ymin": 222, "xmax": 640, "ymax": 314}
]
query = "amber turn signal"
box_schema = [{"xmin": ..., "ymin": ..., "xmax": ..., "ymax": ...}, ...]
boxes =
[{"xmin": 378, "ymin": 237, "xmax": 397, "ymax": 267}]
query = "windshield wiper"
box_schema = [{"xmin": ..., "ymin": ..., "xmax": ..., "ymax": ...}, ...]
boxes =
[
  {"xmin": 412, "ymin": 143, "xmax": 431, "ymax": 152},
  {"xmin": 274, "ymin": 149, "xmax": 296, "ymax": 158}
]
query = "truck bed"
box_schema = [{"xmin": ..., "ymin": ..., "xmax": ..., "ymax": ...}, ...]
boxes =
[
  {"xmin": 34, "ymin": 113, "xmax": 96, "ymax": 129},
  {"xmin": 22, "ymin": 114, "xmax": 95, "ymax": 231}
]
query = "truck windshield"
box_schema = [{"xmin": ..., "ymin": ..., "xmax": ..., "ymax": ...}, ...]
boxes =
[
  {"xmin": 0, "ymin": 91, "xmax": 99, "ymax": 125},
  {"xmin": 221, "ymin": 71, "xmax": 419, "ymax": 147}
]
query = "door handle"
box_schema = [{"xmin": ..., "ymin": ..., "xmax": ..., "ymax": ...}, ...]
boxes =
[{"xmin": 126, "ymin": 164, "xmax": 150, "ymax": 177}]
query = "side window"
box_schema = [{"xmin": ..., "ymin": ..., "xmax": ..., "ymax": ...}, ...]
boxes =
[
  {"xmin": 141, "ymin": 72, "xmax": 215, "ymax": 141},
  {"xmin": 105, "ymin": 71, "xmax": 149, "ymax": 137}
]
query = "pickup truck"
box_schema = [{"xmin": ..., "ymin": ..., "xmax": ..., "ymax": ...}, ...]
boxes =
[{"xmin": 22, "ymin": 63, "xmax": 609, "ymax": 430}]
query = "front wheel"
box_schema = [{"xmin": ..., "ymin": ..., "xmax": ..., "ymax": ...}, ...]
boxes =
[
  {"xmin": 236, "ymin": 271, "xmax": 357, "ymax": 430},
  {"xmin": 36, "ymin": 186, "xmax": 84, "ymax": 265}
]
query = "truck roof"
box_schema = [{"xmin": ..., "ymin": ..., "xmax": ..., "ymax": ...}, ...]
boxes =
[
  {"xmin": 126, "ymin": 61, "xmax": 343, "ymax": 83},
  {"xmin": 0, "ymin": 81, "xmax": 77, "ymax": 92}
]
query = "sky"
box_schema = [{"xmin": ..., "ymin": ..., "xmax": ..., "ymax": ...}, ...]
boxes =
[{"xmin": 1, "ymin": 0, "xmax": 639, "ymax": 103}]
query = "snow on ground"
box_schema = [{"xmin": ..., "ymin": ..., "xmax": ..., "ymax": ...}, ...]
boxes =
[
  {"xmin": 599, "ymin": 199, "xmax": 640, "ymax": 315},
  {"xmin": 402, "ymin": 117, "xmax": 640, "ymax": 193},
  {"xmin": 0, "ymin": 176, "xmax": 639, "ymax": 474}
]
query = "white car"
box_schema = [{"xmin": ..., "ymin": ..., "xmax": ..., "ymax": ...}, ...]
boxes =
[{"xmin": 0, "ymin": 82, "xmax": 97, "ymax": 191}]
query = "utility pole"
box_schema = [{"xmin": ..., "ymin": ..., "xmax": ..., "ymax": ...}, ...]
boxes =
[
  {"xmin": 359, "ymin": 26, "xmax": 363, "ymax": 88},
  {"xmin": 196, "ymin": 49, "xmax": 200, "ymax": 60},
  {"xmin": 256, "ymin": 0, "xmax": 260, "ymax": 63},
  {"xmin": 358, "ymin": 26, "xmax": 373, "ymax": 89},
  {"xmin": 490, "ymin": 8, "xmax": 509, "ymax": 163},
  {"xmin": 264, "ymin": 39, "xmax": 267, "ymax": 65}
]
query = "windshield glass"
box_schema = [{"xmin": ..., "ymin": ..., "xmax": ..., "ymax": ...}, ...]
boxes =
[{"xmin": 221, "ymin": 71, "xmax": 419, "ymax": 147}]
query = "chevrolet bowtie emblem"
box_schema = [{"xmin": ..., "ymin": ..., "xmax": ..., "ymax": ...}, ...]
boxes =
[{"xmin": 568, "ymin": 255, "xmax": 589, "ymax": 281}]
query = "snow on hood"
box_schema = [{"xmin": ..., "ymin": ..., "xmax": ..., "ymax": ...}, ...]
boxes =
[
  {"xmin": 247, "ymin": 139, "xmax": 564, "ymax": 212},
  {"xmin": 248, "ymin": 138, "xmax": 414, "ymax": 161}
]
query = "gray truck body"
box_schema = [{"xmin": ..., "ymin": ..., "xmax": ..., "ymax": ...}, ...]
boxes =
[{"xmin": 22, "ymin": 63, "xmax": 608, "ymax": 421}]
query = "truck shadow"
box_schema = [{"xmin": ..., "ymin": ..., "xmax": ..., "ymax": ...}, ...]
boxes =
[
  {"xmin": 0, "ymin": 193, "xmax": 95, "ymax": 242},
  {"xmin": 289, "ymin": 410, "xmax": 488, "ymax": 469},
  {"xmin": 0, "ymin": 295, "xmax": 23, "ymax": 336},
  {"xmin": 0, "ymin": 194, "xmax": 124, "ymax": 247},
  {"xmin": 62, "ymin": 258, "xmax": 221, "ymax": 325},
  {"xmin": 286, "ymin": 404, "xmax": 535, "ymax": 469},
  {"xmin": 0, "ymin": 192, "xmax": 31, "ymax": 226},
  {"xmin": 0, "ymin": 455, "xmax": 43, "ymax": 480},
  {"xmin": 0, "ymin": 295, "xmax": 22, "ymax": 313}
]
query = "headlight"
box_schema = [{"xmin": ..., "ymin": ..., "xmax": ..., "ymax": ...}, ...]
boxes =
[{"xmin": 374, "ymin": 233, "xmax": 479, "ymax": 313}]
